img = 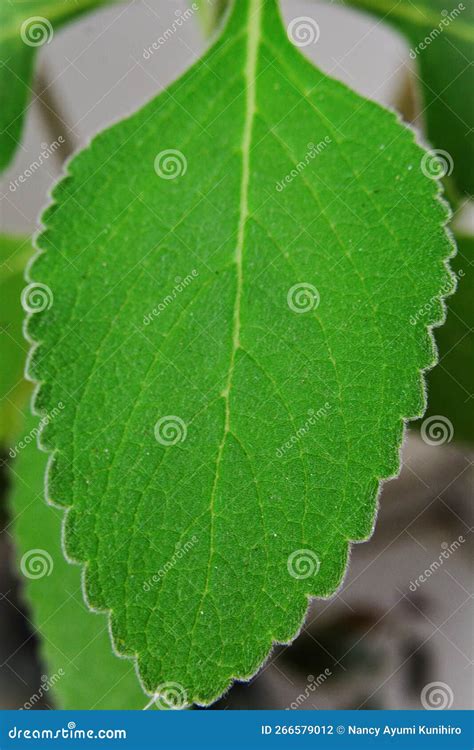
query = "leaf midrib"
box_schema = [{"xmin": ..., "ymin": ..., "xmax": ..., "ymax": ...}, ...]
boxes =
[
  {"xmin": 226, "ymin": 0, "xmax": 261, "ymax": 403},
  {"xmin": 187, "ymin": 0, "xmax": 262, "ymax": 661}
]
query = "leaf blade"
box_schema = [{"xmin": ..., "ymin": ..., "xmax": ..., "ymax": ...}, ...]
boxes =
[{"xmin": 26, "ymin": 0, "xmax": 454, "ymax": 705}]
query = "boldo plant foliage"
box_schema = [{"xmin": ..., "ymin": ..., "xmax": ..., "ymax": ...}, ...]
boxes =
[{"xmin": 3, "ymin": 0, "xmax": 471, "ymax": 709}]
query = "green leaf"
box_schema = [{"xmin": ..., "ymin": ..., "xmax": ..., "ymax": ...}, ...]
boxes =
[
  {"xmin": 0, "ymin": 0, "xmax": 116, "ymax": 172},
  {"xmin": 418, "ymin": 234, "xmax": 473, "ymax": 444},
  {"xmin": 9, "ymin": 411, "xmax": 148, "ymax": 709},
  {"xmin": 341, "ymin": 0, "xmax": 474, "ymax": 197},
  {"xmin": 0, "ymin": 234, "xmax": 32, "ymax": 444},
  {"xmin": 26, "ymin": 0, "xmax": 454, "ymax": 705}
]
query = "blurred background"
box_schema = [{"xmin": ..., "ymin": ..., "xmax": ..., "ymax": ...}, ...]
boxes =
[{"xmin": 0, "ymin": 0, "xmax": 472, "ymax": 710}]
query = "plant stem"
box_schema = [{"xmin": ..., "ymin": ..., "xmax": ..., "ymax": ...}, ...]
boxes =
[{"xmin": 35, "ymin": 66, "xmax": 78, "ymax": 164}]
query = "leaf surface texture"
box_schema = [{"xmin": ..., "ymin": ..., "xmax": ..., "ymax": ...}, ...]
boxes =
[
  {"xmin": 342, "ymin": 0, "xmax": 474, "ymax": 196},
  {"xmin": 27, "ymin": 0, "xmax": 453, "ymax": 704}
]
